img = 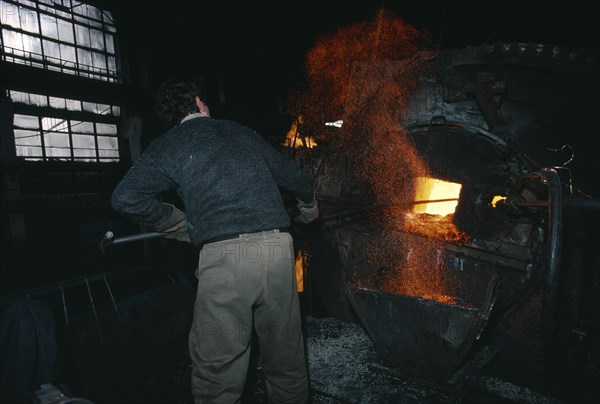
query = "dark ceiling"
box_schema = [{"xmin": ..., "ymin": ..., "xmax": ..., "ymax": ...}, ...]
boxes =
[
  {"xmin": 84, "ymin": 0, "xmax": 599, "ymax": 133},
  {"xmin": 101, "ymin": 0, "xmax": 599, "ymax": 82}
]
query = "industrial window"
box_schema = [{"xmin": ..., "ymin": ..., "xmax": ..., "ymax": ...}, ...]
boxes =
[
  {"xmin": 11, "ymin": 89, "xmax": 120, "ymax": 162},
  {"xmin": 0, "ymin": 0, "xmax": 118, "ymax": 82}
]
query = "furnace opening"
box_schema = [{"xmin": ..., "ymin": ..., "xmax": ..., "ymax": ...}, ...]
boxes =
[{"xmin": 413, "ymin": 177, "xmax": 461, "ymax": 216}]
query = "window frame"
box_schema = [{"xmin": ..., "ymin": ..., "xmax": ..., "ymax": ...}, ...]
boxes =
[
  {"xmin": 0, "ymin": 0, "xmax": 119, "ymax": 82},
  {"xmin": 11, "ymin": 90, "xmax": 121, "ymax": 162}
]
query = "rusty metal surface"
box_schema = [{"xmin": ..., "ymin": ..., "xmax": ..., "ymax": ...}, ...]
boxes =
[{"xmin": 347, "ymin": 272, "xmax": 500, "ymax": 380}]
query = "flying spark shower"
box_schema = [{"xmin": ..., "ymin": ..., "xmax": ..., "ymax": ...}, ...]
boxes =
[{"xmin": 291, "ymin": 10, "xmax": 468, "ymax": 303}]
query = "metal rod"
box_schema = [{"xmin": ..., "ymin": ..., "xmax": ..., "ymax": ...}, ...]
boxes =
[
  {"xmin": 319, "ymin": 198, "xmax": 459, "ymax": 208},
  {"xmin": 103, "ymin": 274, "xmax": 122, "ymax": 327},
  {"xmin": 512, "ymin": 198, "xmax": 600, "ymax": 210},
  {"xmin": 540, "ymin": 168, "xmax": 563, "ymax": 343},
  {"xmin": 85, "ymin": 277, "xmax": 103, "ymax": 344},
  {"xmin": 100, "ymin": 230, "xmax": 168, "ymax": 253},
  {"xmin": 59, "ymin": 285, "xmax": 70, "ymax": 328},
  {"xmin": 513, "ymin": 201, "xmax": 549, "ymax": 208},
  {"xmin": 319, "ymin": 198, "xmax": 460, "ymax": 221},
  {"xmin": 108, "ymin": 231, "xmax": 167, "ymax": 245}
]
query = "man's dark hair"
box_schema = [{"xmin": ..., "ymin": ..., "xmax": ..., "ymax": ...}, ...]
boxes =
[{"xmin": 154, "ymin": 80, "xmax": 207, "ymax": 128}]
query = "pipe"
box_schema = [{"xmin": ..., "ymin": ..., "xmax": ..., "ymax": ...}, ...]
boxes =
[
  {"xmin": 512, "ymin": 199, "xmax": 600, "ymax": 210},
  {"xmin": 539, "ymin": 168, "xmax": 563, "ymax": 341}
]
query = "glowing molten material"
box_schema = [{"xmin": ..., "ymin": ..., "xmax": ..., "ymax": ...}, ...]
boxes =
[
  {"xmin": 282, "ymin": 116, "xmax": 318, "ymax": 149},
  {"xmin": 491, "ymin": 195, "xmax": 507, "ymax": 207},
  {"xmin": 413, "ymin": 177, "xmax": 461, "ymax": 216},
  {"xmin": 405, "ymin": 177, "xmax": 470, "ymax": 244}
]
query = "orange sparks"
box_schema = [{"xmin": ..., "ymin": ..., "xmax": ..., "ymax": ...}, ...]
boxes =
[{"xmin": 294, "ymin": 10, "xmax": 468, "ymax": 304}]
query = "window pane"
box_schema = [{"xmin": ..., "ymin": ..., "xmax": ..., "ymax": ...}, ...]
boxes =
[
  {"xmin": 95, "ymin": 103, "xmax": 111, "ymax": 115},
  {"xmin": 107, "ymin": 56, "xmax": 116, "ymax": 73},
  {"xmin": 60, "ymin": 43, "xmax": 76, "ymax": 64},
  {"xmin": 22, "ymin": 33, "xmax": 42, "ymax": 56},
  {"xmin": 71, "ymin": 121, "xmax": 95, "ymax": 134},
  {"xmin": 81, "ymin": 4, "xmax": 102, "ymax": 21},
  {"xmin": 14, "ymin": 129, "xmax": 42, "ymax": 147},
  {"xmin": 82, "ymin": 102, "xmax": 99, "ymax": 114},
  {"xmin": 72, "ymin": 133, "xmax": 95, "ymax": 149},
  {"xmin": 102, "ymin": 10, "xmax": 114, "ymax": 24},
  {"xmin": 48, "ymin": 96, "xmax": 67, "ymax": 109},
  {"xmin": 44, "ymin": 132, "xmax": 71, "ymax": 157},
  {"xmin": 66, "ymin": 99, "xmax": 82, "ymax": 111},
  {"xmin": 90, "ymin": 28, "xmax": 104, "ymax": 50},
  {"xmin": 105, "ymin": 34, "xmax": 114, "ymax": 53},
  {"xmin": 14, "ymin": 114, "xmax": 39, "ymax": 129},
  {"xmin": 96, "ymin": 123, "xmax": 117, "ymax": 135},
  {"xmin": 98, "ymin": 149, "xmax": 119, "ymax": 161},
  {"xmin": 16, "ymin": 147, "xmax": 43, "ymax": 158},
  {"xmin": 77, "ymin": 48, "xmax": 92, "ymax": 68},
  {"xmin": 14, "ymin": 128, "xmax": 43, "ymax": 157},
  {"xmin": 1, "ymin": 1, "xmax": 20, "ymax": 28},
  {"xmin": 40, "ymin": 15, "xmax": 59, "ymax": 39},
  {"xmin": 19, "ymin": 5, "xmax": 39, "ymax": 34},
  {"xmin": 75, "ymin": 24, "xmax": 90, "ymax": 47},
  {"xmin": 72, "ymin": 133, "xmax": 96, "ymax": 161},
  {"xmin": 10, "ymin": 91, "xmax": 48, "ymax": 107},
  {"xmin": 9, "ymin": 90, "xmax": 27, "ymax": 104},
  {"xmin": 2, "ymin": 29, "xmax": 23, "ymax": 51},
  {"xmin": 31, "ymin": 93, "xmax": 48, "ymax": 107},
  {"xmin": 97, "ymin": 135, "xmax": 117, "ymax": 150},
  {"xmin": 43, "ymin": 39, "xmax": 60, "ymax": 59},
  {"xmin": 41, "ymin": 117, "xmax": 68, "ymax": 132},
  {"xmin": 57, "ymin": 19, "xmax": 74, "ymax": 43},
  {"xmin": 39, "ymin": 3, "xmax": 55, "ymax": 15},
  {"xmin": 92, "ymin": 51, "xmax": 106, "ymax": 70},
  {"xmin": 73, "ymin": 149, "xmax": 97, "ymax": 161},
  {"xmin": 56, "ymin": 10, "xmax": 70, "ymax": 19}
]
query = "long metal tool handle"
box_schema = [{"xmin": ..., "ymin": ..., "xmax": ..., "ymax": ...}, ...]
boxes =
[{"xmin": 100, "ymin": 230, "xmax": 167, "ymax": 253}]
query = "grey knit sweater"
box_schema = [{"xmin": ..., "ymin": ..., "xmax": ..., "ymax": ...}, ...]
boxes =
[{"xmin": 111, "ymin": 116, "xmax": 314, "ymax": 246}]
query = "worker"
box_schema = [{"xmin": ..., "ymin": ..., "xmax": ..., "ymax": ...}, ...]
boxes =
[{"xmin": 111, "ymin": 79, "xmax": 318, "ymax": 403}]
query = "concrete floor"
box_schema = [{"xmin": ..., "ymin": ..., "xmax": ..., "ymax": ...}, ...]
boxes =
[{"xmin": 71, "ymin": 315, "xmax": 568, "ymax": 403}]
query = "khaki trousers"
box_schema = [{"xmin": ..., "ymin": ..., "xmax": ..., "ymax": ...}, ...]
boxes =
[{"xmin": 189, "ymin": 230, "xmax": 308, "ymax": 403}]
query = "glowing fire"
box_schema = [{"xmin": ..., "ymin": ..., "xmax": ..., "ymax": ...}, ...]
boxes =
[
  {"xmin": 282, "ymin": 115, "xmax": 318, "ymax": 149},
  {"xmin": 491, "ymin": 195, "xmax": 507, "ymax": 207},
  {"xmin": 403, "ymin": 177, "xmax": 470, "ymax": 244},
  {"xmin": 378, "ymin": 177, "xmax": 469, "ymax": 304},
  {"xmin": 413, "ymin": 177, "xmax": 461, "ymax": 215},
  {"xmin": 295, "ymin": 249, "xmax": 305, "ymax": 293}
]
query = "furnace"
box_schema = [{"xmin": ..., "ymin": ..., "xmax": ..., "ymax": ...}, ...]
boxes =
[{"xmin": 289, "ymin": 24, "xmax": 600, "ymax": 395}]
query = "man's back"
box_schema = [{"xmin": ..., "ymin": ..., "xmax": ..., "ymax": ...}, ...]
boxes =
[{"xmin": 112, "ymin": 116, "xmax": 313, "ymax": 245}]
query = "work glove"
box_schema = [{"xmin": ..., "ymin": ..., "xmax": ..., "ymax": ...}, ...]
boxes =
[
  {"xmin": 294, "ymin": 197, "xmax": 319, "ymax": 223},
  {"xmin": 154, "ymin": 203, "xmax": 191, "ymax": 243}
]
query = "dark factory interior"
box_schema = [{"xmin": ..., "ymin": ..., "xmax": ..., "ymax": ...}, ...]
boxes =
[{"xmin": 1, "ymin": 1, "xmax": 599, "ymax": 403}]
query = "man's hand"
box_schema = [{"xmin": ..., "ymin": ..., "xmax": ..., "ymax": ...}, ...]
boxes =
[
  {"xmin": 294, "ymin": 198, "xmax": 319, "ymax": 223},
  {"xmin": 155, "ymin": 203, "xmax": 191, "ymax": 243}
]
